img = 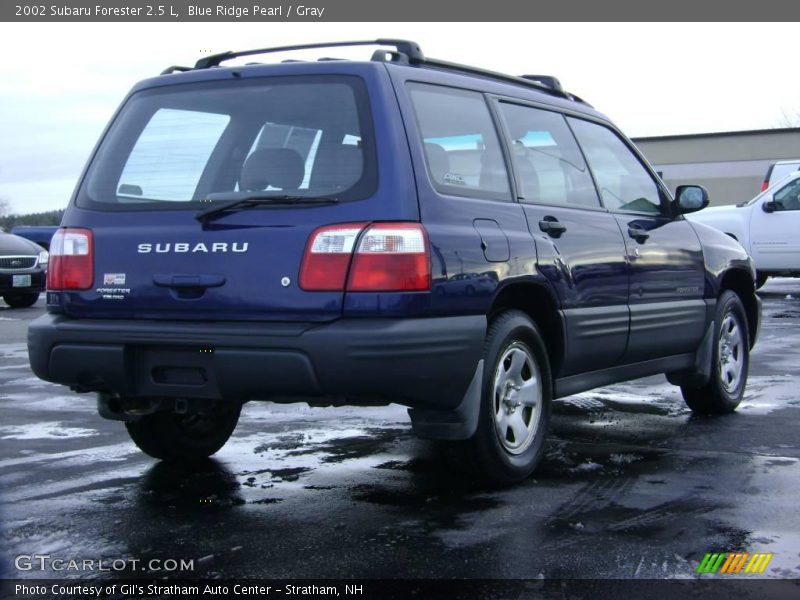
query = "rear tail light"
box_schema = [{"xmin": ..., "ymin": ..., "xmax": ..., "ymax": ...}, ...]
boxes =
[
  {"xmin": 761, "ymin": 180, "xmax": 769, "ymax": 192},
  {"xmin": 48, "ymin": 228, "xmax": 94, "ymax": 290},
  {"xmin": 348, "ymin": 223, "xmax": 430, "ymax": 291},
  {"xmin": 299, "ymin": 223, "xmax": 365, "ymax": 291},
  {"xmin": 299, "ymin": 222, "xmax": 430, "ymax": 292}
]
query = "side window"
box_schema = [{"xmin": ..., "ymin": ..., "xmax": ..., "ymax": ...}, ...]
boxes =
[
  {"xmin": 773, "ymin": 178, "xmax": 800, "ymax": 211},
  {"xmin": 119, "ymin": 108, "xmax": 230, "ymax": 201},
  {"xmin": 568, "ymin": 117, "xmax": 664, "ymax": 214},
  {"xmin": 497, "ymin": 103, "xmax": 600, "ymax": 208},
  {"xmin": 407, "ymin": 83, "xmax": 510, "ymax": 200}
]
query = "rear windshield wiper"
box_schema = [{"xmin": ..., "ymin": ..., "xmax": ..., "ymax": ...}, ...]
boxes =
[{"xmin": 195, "ymin": 193, "xmax": 339, "ymax": 223}]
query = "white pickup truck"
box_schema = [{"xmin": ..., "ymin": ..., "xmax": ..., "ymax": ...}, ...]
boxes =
[{"xmin": 688, "ymin": 170, "xmax": 800, "ymax": 288}]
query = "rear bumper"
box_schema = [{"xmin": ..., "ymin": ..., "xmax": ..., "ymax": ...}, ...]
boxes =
[{"xmin": 27, "ymin": 313, "xmax": 485, "ymax": 410}]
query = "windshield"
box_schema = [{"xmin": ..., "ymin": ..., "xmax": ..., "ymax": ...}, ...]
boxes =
[{"xmin": 77, "ymin": 76, "xmax": 377, "ymax": 210}]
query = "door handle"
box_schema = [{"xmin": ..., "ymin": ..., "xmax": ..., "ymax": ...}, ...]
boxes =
[
  {"xmin": 627, "ymin": 226, "xmax": 650, "ymax": 243},
  {"xmin": 539, "ymin": 218, "xmax": 567, "ymax": 238}
]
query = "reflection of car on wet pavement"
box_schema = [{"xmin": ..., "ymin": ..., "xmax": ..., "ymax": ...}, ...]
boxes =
[{"xmin": 27, "ymin": 39, "xmax": 761, "ymax": 485}]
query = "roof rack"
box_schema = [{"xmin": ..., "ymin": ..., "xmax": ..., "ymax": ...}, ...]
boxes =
[
  {"xmin": 520, "ymin": 75, "xmax": 564, "ymax": 93},
  {"xmin": 420, "ymin": 58, "xmax": 580, "ymax": 103},
  {"xmin": 193, "ymin": 39, "xmax": 424, "ymax": 69},
  {"xmin": 163, "ymin": 39, "xmax": 586, "ymax": 105},
  {"xmin": 160, "ymin": 65, "xmax": 193, "ymax": 75}
]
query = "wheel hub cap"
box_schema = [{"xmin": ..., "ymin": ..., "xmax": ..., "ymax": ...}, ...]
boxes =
[
  {"xmin": 718, "ymin": 313, "xmax": 744, "ymax": 393},
  {"xmin": 492, "ymin": 342, "xmax": 543, "ymax": 455}
]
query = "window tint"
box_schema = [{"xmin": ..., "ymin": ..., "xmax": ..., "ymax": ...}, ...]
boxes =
[
  {"xmin": 568, "ymin": 118, "xmax": 663, "ymax": 214},
  {"xmin": 773, "ymin": 177, "xmax": 800, "ymax": 211},
  {"xmin": 79, "ymin": 77, "xmax": 376, "ymax": 209},
  {"xmin": 498, "ymin": 103, "xmax": 600, "ymax": 208},
  {"xmin": 408, "ymin": 83, "xmax": 510, "ymax": 199},
  {"xmin": 119, "ymin": 109, "xmax": 230, "ymax": 201}
]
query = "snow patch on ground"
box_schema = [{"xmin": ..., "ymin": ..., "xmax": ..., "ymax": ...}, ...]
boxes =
[
  {"xmin": 0, "ymin": 343, "xmax": 29, "ymax": 359},
  {"xmin": 738, "ymin": 375, "xmax": 800, "ymax": 415},
  {"xmin": 3, "ymin": 376, "xmax": 51, "ymax": 388},
  {"xmin": 0, "ymin": 394, "xmax": 95, "ymax": 413},
  {"xmin": 0, "ymin": 422, "xmax": 100, "ymax": 440}
]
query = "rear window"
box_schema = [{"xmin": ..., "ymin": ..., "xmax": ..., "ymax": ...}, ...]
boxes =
[{"xmin": 78, "ymin": 76, "xmax": 377, "ymax": 210}]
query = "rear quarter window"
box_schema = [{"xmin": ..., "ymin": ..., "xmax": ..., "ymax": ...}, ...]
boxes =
[{"xmin": 407, "ymin": 83, "xmax": 511, "ymax": 201}]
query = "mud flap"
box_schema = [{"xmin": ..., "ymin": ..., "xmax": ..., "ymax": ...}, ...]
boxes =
[
  {"xmin": 666, "ymin": 321, "xmax": 714, "ymax": 388},
  {"xmin": 408, "ymin": 360, "xmax": 483, "ymax": 441}
]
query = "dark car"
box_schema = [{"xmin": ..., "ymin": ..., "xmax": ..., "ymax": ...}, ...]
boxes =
[
  {"xmin": 27, "ymin": 40, "xmax": 760, "ymax": 484},
  {"xmin": 0, "ymin": 231, "xmax": 48, "ymax": 308},
  {"xmin": 11, "ymin": 226, "xmax": 60, "ymax": 251}
]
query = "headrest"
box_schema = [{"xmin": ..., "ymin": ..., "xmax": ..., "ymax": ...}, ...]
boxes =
[
  {"xmin": 240, "ymin": 148, "xmax": 305, "ymax": 191},
  {"xmin": 311, "ymin": 144, "xmax": 363, "ymax": 189}
]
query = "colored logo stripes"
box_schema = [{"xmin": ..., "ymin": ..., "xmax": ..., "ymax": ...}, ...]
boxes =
[{"xmin": 697, "ymin": 552, "xmax": 773, "ymax": 574}]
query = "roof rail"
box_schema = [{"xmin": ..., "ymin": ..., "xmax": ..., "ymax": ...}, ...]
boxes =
[
  {"xmin": 193, "ymin": 39, "xmax": 424, "ymax": 70},
  {"xmin": 160, "ymin": 65, "xmax": 193, "ymax": 75},
  {"xmin": 520, "ymin": 75, "xmax": 564, "ymax": 93},
  {"xmin": 168, "ymin": 39, "xmax": 587, "ymax": 105},
  {"xmin": 420, "ymin": 58, "xmax": 580, "ymax": 103}
]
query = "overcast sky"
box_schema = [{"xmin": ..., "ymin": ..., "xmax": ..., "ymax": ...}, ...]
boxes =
[{"xmin": 0, "ymin": 22, "xmax": 797, "ymax": 215}]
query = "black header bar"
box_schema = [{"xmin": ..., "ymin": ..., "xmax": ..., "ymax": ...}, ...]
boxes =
[{"xmin": 4, "ymin": 0, "xmax": 800, "ymax": 22}]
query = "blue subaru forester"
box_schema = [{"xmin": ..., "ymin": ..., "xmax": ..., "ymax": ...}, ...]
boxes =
[{"xmin": 28, "ymin": 40, "xmax": 761, "ymax": 483}]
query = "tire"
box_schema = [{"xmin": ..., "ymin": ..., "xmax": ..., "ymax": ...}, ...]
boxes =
[
  {"xmin": 681, "ymin": 290, "xmax": 749, "ymax": 415},
  {"xmin": 755, "ymin": 272, "xmax": 768, "ymax": 290},
  {"xmin": 125, "ymin": 402, "xmax": 242, "ymax": 463},
  {"xmin": 3, "ymin": 293, "xmax": 39, "ymax": 308},
  {"xmin": 468, "ymin": 310, "xmax": 552, "ymax": 484}
]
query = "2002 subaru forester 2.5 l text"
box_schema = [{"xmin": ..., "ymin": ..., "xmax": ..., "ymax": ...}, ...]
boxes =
[{"xmin": 27, "ymin": 40, "xmax": 761, "ymax": 484}]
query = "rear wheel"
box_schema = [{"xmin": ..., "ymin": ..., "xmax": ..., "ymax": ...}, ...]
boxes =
[
  {"xmin": 755, "ymin": 272, "xmax": 768, "ymax": 290},
  {"xmin": 468, "ymin": 310, "xmax": 552, "ymax": 484},
  {"xmin": 3, "ymin": 293, "xmax": 39, "ymax": 308},
  {"xmin": 125, "ymin": 402, "xmax": 242, "ymax": 463},
  {"xmin": 681, "ymin": 290, "xmax": 749, "ymax": 414}
]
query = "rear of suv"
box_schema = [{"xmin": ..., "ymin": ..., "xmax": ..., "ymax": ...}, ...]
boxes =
[{"xmin": 28, "ymin": 40, "xmax": 761, "ymax": 483}]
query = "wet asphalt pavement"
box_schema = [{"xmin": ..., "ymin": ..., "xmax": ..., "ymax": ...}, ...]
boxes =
[{"xmin": 1, "ymin": 281, "xmax": 799, "ymax": 581}]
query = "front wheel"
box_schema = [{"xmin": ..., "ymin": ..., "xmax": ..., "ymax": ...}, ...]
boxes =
[
  {"xmin": 468, "ymin": 310, "xmax": 552, "ymax": 484},
  {"xmin": 3, "ymin": 293, "xmax": 39, "ymax": 308},
  {"xmin": 681, "ymin": 290, "xmax": 749, "ymax": 414},
  {"xmin": 125, "ymin": 402, "xmax": 242, "ymax": 463}
]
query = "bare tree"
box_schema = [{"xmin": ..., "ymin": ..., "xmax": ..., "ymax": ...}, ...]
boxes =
[
  {"xmin": 775, "ymin": 109, "xmax": 800, "ymax": 128},
  {"xmin": 0, "ymin": 197, "xmax": 10, "ymax": 217}
]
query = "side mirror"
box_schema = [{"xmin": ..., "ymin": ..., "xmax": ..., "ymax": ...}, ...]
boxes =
[
  {"xmin": 762, "ymin": 200, "xmax": 777, "ymax": 213},
  {"xmin": 675, "ymin": 185, "xmax": 709, "ymax": 214}
]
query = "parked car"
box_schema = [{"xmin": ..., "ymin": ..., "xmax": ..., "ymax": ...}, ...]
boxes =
[
  {"xmin": 27, "ymin": 40, "xmax": 761, "ymax": 484},
  {"xmin": 11, "ymin": 226, "xmax": 60, "ymax": 251},
  {"xmin": 688, "ymin": 170, "xmax": 800, "ymax": 288},
  {"xmin": 761, "ymin": 159, "xmax": 800, "ymax": 192},
  {"xmin": 0, "ymin": 231, "xmax": 48, "ymax": 308}
]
